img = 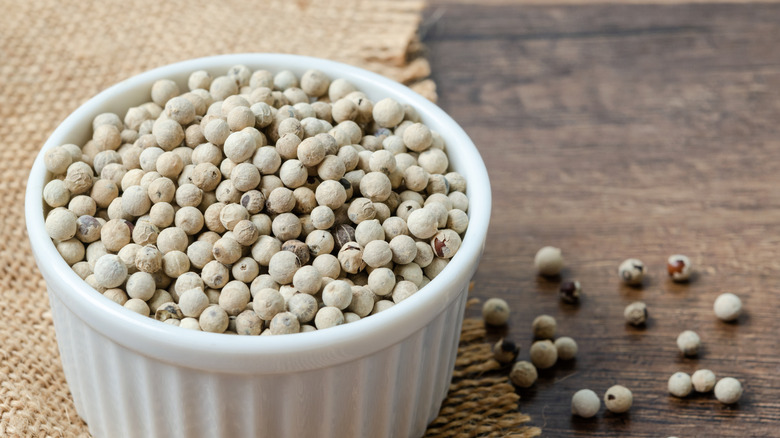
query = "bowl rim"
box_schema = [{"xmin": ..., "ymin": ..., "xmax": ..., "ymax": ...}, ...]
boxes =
[{"xmin": 25, "ymin": 53, "xmax": 491, "ymax": 374}]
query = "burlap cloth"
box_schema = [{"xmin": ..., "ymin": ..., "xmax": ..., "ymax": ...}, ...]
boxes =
[{"xmin": 0, "ymin": 1, "xmax": 538, "ymax": 436}]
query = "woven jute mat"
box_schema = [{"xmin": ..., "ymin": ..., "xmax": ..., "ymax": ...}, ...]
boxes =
[{"xmin": 0, "ymin": 1, "xmax": 534, "ymax": 436}]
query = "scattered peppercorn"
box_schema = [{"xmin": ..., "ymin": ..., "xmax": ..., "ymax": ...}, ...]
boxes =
[
  {"xmin": 532, "ymin": 314, "xmax": 557, "ymax": 339},
  {"xmin": 603, "ymin": 385, "xmax": 633, "ymax": 413},
  {"xmin": 482, "ymin": 298, "xmax": 510, "ymax": 326},
  {"xmin": 509, "ymin": 361, "xmax": 538, "ymax": 388},
  {"xmin": 618, "ymin": 258, "xmax": 645, "ymax": 285},
  {"xmin": 714, "ymin": 377, "xmax": 743, "ymax": 404},
  {"xmin": 691, "ymin": 369, "xmax": 716, "ymax": 393},
  {"xmin": 668, "ymin": 372, "xmax": 693, "ymax": 397},
  {"xmin": 676, "ymin": 330, "xmax": 701, "ymax": 357},
  {"xmin": 713, "ymin": 293, "xmax": 742, "ymax": 322},
  {"xmin": 554, "ymin": 337, "xmax": 578, "ymax": 361},
  {"xmin": 571, "ymin": 389, "xmax": 600, "ymax": 418},
  {"xmin": 559, "ymin": 280, "xmax": 581, "ymax": 304},
  {"xmin": 492, "ymin": 338, "xmax": 519, "ymax": 364},
  {"xmin": 530, "ymin": 340, "xmax": 558, "ymax": 369},
  {"xmin": 624, "ymin": 301, "xmax": 648, "ymax": 326},
  {"xmin": 667, "ymin": 254, "xmax": 692, "ymax": 282},
  {"xmin": 534, "ymin": 246, "xmax": 563, "ymax": 276}
]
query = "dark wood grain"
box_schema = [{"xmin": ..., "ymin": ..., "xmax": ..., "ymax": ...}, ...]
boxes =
[{"xmin": 423, "ymin": 2, "xmax": 780, "ymax": 437}]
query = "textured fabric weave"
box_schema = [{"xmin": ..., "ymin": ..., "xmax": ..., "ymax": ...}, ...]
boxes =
[{"xmin": 0, "ymin": 1, "xmax": 530, "ymax": 436}]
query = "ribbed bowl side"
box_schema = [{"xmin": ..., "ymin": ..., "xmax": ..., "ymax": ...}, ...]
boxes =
[{"xmin": 46, "ymin": 283, "xmax": 469, "ymax": 438}]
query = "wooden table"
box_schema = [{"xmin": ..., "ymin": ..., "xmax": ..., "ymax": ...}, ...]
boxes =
[{"xmin": 423, "ymin": 2, "xmax": 780, "ymax": 436}]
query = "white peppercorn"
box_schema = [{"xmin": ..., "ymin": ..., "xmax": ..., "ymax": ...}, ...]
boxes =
[
  {"xmin": 286, "ymin": 293, "xmax": 318, "ymax": 324},
  {"xmin": 124, "ymin": 298, "xmax": 150, "ymax": 316},
  {"xmin": 407, "ymin": 208, "xmax": 437, "ymax": 240},
  {"xmin": 135, "ymin": 244, "xmax": 162, "ymax": 273},
  {"xmin": 322, "ymin": 280, "xmax": 353, "ymax": 310},
  {"xmin": 234, "ymin": 310, "xmax": 263, "ymax": 336},
  {"xmin": 618, "ymin": 258, "xmax": 646, "ymax": 285},
  {"xmin": 714, "ymin": 377, "xmax": 743, "ymax": 404},
  {"xmin": 604, "ymin": 385, "xmax": 633, "ymax": 414},
  {"xmin": 292, "ymin": 265, "xmax": 323, "ymax": 295},
  {"xmin": 348, "ymin": 286, "xmax": 374, "ymax": 317},
  {"xmin": 367, "ymin": 267, "xmax": 395, "ymax": 297},
  {"xmin": 314, "ymin": 306, "xmax": 344, "ymax": 330},
  {"xmin": 55, "ymin": 239, "xmax": 85, "ymax": 265},
  {"xmin": 268, "ymin": 250, "xmax": 301, "ymax": 285},
  {"xmin": 232, "ymin": 220, "xmax": 259, "ymax": 246},
  {"xmin": 414, "ymin": 241, "xmax": 434, "ymax": 268},
  {"xmin": 391, "ymin": 280, "xmax": 418, "ymax": 303},
  {"xmin": 270, "ymin": 311, "xmax": 301, "ymax": 335},
  {"xmin": 677, "ymin": 330, "xmax": 701, "ymax": 356},
  {"xmin": 667, "ymin": 254, "xmax": 692, "ymax": 282},
  {"xmin": 179, "ymin": 288, "xmax": 210, "ymax": 318},
  {"xmin": 510, "ymin": 361, "xmax": 538, "ymax": 388},
  {"xmin": 372, "ymin": 300, "xmax": 395, "ymax": 314},
  {"xmin": 305, "ymin": 230, "xmax": 334, "ymax": 257},
  {"xmin": 692, "ymin": 369, "xmax": 717, "ymax": 393},
  {"xmin": 362, "ymin": 240, "xmax": 393, "ymax": 268},
  {"xmin": 571, "ymin": 389, "xmax": 600, "ymax": 418},
  {"xmin": 126, "ymin": 272, "xmax": 156, "ymax": 301},
  {"xmin": 492, "ymin": 338, "xmax": 519, "ymax": 364},
  {"xmin": 162, "ymin": 250, "xmax": 190, "ymax": 278},
  {"xmin": 201, "ymin": 260, "xmax": 229, "ymax": 289},
  {"xmin": 312, "ymin": 254, "xmax": 341, "ymax": 279},
  {"xmin": 43, "ymin": 180, "xmax": 70, "ymax": 208},
  {"xmin": 178, "ymin": 317, "xmax": 200, "ymax": 330},
  {"xmin": 359, "ymin": 172, "xmax": 392, "ymax": 202},
  {"xmin": 402, "ymin": 123, "xmax": 433, "ymax": 152},
  {"xmin": 668, "ymin": 372, "xmax": 693, "ymax": 397},
  {"xmin": 72, "ymin": 262, "xmax": 92, "ymax": 279},
  {"xmin": 93, "ymin": 254, "xmax": 127, "ymax": 289},
  {"xmin": 481, "ymin": 298, "xmax": 510, "ymax": 326},
  {"xmin": 555, "ymin": 337, "xmax": 578, "ymax": 360},
  {"xmin": 45, "ymin": 208, "xmax": 78, "ymax": 241},
  {"xmin": 219, "ymin": 281, "xmax": 251, "ymax": 316},
  {"xmin": 624, "ymin": 301, "xmax": 648, "ymax": 326},
  {"xmin": 338, "ymin": 242, "xmax": 365, "ymax": 274},
  {"xmin": 174, "ymin": 206, "xmax": 204, "ymax": 235},
  {"xmin": 197, "ymin": 305, "xmax": 229, "ymax": 333},
  {"xmin": 104, "ymin": 288, "xmax": 129, "ymax": 305},
  {"xmin": 530, "ymin": 340, "xmax": 558, "ymax": 369},
  {"xmin": 393, "ymin": 263, "xmax": 422, "ymax": 287},
  {"xmin": 431, "ymin": 229, "xmax": 461, "ymax": 259},
  {"xmin": 423, "ymin": 257, "xmax": 449, "ymax": 279},
  {"xmin": 714, "ymin": 293, "xmax": 742, "ymax": 322},
  {"xmin": 534, "ymin": 246, "xmax": 563, "ymax": 276}
]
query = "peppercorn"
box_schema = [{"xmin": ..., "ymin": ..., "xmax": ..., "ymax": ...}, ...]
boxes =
[
  {"xmin": 714, "ymin": 293, "xmax": 742, "ymax": 322},
  {"xmin": 93, "ymin": 254, "xmax": 128, "ymax": 289},
  {"xmin": 124, "ymin": 298, "xmax": 150, "ymax": 316},
  {"xmin": 624, "ymin": 301, "xmax": 648, "ymax": 326},
  {"xmin": 692, "ymin": 369, "xmax": 716, "ymax": 393},
  {"xmin": 555, "ymin": 337, "xmax": 578, "ymax": 360},
  {"xmin": 199, "ymin": 305, "xmax": 229, "ymax": 333},
  {"xmin": 618, "ymin": 258, "xmax": 645, "ymax": 285},
  {"xmin": 667, "ymin": 254, "xmax": 692, "ymax": 282},
  {"xmin": 571, "ymin": 389, "xmax": 600, "ymax": 418},
  {"xmin": 530, "ymin": 340, "xmax": 558, "ymax": 369},
  {"xmin": 510, "ymin": 361, "xmax": 537, "ymax": 388},
  {"xmin": 314, "ymin": 307, "xmax": 344, "ymax": 330},
  {"xmin": 714, "ymin": 377, "xmax": 743, "ymax": 404},
  {"xmin": 482, "ymin": 298, "xmax": 510, "ymax": 326},
  {"xmin": 391, "ymin": 280, "xmax": 418, "ymax": 303},
  {"xmin": 604, "ymin": 385, "xmax": 632, "ymax": 414},
  {"xmin": 534, "ymin": 246, "xmax": 563, "ymax": 276},
  {"xmin": 668, "ymin": 372, "xmax": 693, "ymax": 397},
  {"xmin": 492, "ymin": 338, "xmax": 519, "ymax": 364},
  {"xmin": 532, "ymin": 315, "xmax": 557, "ymax": 339},
  {"xmin": 559, "ymin": 280, "xmax": 581, "ymax": 304},
  {"xmin": 45, "ymin": 208, "xmax": 78, "ymax": 241},
  {"xmin": 270, "ymin": 311, "xmax": 301, "ymax": 335},
  {"xmin": 676, "ymin": 330, "xmax": 701, "ymax": 356}
]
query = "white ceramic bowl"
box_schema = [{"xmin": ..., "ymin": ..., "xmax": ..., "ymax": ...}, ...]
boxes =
[{"xmin": 25, "ymin": 54, "xmax": 491, "ymax": 438}]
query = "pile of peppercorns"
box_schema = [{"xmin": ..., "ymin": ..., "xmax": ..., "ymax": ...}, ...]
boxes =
[
  {"xmin": 481, "ymin": 246, "xmax": 745, "ymax": 421},
  {"xmin": 43, "ymin": 65, "xmax": 469, "ymax": 335}
]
